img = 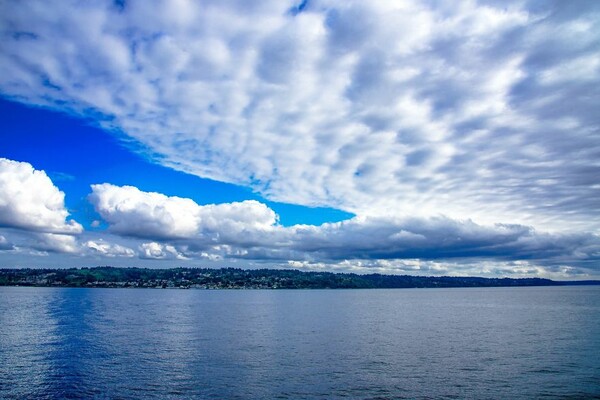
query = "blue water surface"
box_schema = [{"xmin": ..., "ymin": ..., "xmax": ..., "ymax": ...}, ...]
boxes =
[{"xmin": 1, "ymin": 286, "xmax": 599, "ymax": 399}]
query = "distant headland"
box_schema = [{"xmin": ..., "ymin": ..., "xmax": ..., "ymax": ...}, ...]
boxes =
[{"xmin": 1, "ymin": 267, "xmax": 598, "ymax": 289}]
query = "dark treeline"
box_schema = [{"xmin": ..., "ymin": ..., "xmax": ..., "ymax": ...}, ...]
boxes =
[{"xmin": 1, "ymin": 267, "xmax": 598, "ymax": 289}]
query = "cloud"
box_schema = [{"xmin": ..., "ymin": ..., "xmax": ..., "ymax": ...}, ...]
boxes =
[
  {"xmin": 0, "ymin": 178, "xmax": 594, "ymax": 276},
  {"xmin": 89, "ymin": 183, "xmax": 278, "ymax": 242},
  {"xmin": 85, "ymin": 239, "xmax": 135, "ymax": 258},
  {"xmin": 0, "ymin": 1, "xmax": 598, "ymax": 233},
  {"xmin": 285, "ymin": 259, "xmax": 590, "ymax": 280},
  {"xmin": 0, "ymin": 235, "xmax": 15, "ymax": 251},
  {"xmin": 139, "ymin": 242, "xmax": 187, "ymax": 260},
  {"xmin": 0, "ymin": 228, "xmax": 81, "ymax": 255},
  {"xmin": 245, "ymin": 216, "xmax": 600, "ymax": 270},
  {"xmin": 86, "ymin": 184, "xmax": 600, "ymax": 272},
  {"xmin": 0, "ymin": 158, "xmax": 82, "ymax": 234},
  {"xmin": 33, "ymin": 233, "xmax": 80, "ymax": 254}
]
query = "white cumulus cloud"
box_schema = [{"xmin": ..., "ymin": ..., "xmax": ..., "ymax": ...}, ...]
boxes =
[
  {"xmin": 89, "ymin": 183, "xmax": 278, "ymax": 241},
  {"xmin": 85, "ymin": 239, "xmax": 135, "ymax": 258},
  {"xmin": 139, "ymin": 242, "xmax": 187, "ymax": 260},
  {"xmin": 0, "ymin": 158, "xmax": 82, "ymax": 234}
]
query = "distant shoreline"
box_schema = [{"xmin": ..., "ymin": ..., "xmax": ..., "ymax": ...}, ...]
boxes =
[{"xmin": 1, "ymin": 267, "xmax": 598, "ymax": 290}]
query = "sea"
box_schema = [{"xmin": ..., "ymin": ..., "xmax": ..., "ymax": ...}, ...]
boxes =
[{"xmin": 1, "ymin": 286, "xmax": 599, "ymax": 399}]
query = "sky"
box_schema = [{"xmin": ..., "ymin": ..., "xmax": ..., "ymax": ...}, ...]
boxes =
[{"xmin": 0, "ymin": 0, "xmax": 599, "ymax": 278}]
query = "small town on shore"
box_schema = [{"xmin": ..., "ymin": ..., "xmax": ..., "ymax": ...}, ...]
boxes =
[{"xmin": 2, "ymin": 267, "xmax": 598, "ymax": 290}]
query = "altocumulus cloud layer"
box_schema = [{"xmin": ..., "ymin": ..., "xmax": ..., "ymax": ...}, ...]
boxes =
[{"xmin": 0, "ymin": 1, "xmax": 599, "ymax": 276}]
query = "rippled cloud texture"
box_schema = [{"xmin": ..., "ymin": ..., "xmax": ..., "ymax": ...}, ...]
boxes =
[{"xmin": 0, "ymin": 1, "xmax": 599, "ymax": 277}]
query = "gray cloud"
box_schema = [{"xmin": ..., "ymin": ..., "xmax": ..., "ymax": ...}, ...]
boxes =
[
  {"xmin": 0, "ymin": 235, "xmax": 15, "ymax": 251},
  {"xmin": 249, "ymin": 217, "xmax": 600, "ymax": 269},
  {"xmin": 0, "ymin": 228, "xmax": 80, "ymax": 255}
]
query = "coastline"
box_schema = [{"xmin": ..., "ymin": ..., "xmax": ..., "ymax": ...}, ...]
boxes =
[{"xmin": 2, "ymin": 267, "xmax": 598, "ymax": 290}]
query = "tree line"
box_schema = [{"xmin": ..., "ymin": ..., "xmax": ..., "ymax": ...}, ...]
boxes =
[{"xmin": 2, "ymin": 266, "xmax": 595, "ymax": 289}]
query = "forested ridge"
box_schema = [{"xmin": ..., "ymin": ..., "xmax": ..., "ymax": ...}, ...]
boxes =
[{"xmin": 1, "ymin": 267, "xmax": 598, "ymax": 289}]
